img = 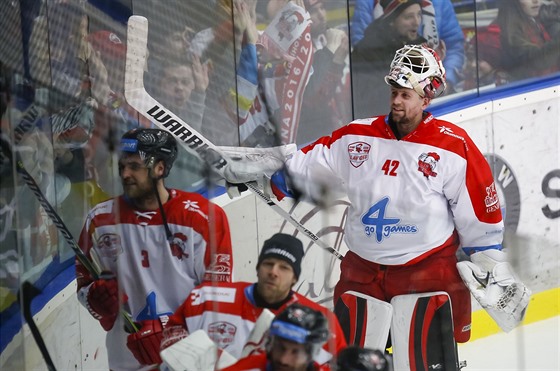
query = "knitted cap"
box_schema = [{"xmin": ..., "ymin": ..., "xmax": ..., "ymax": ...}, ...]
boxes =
[
  {"xmin": 257, "ymin": 233, "xmax": 304, "ymax": 279},
  {"xmin": 380, "ymin": 0, "xmax": 422, "ymax": 20}
]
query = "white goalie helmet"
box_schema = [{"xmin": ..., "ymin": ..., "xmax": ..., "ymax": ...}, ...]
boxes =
[{"xmin": 384, "ymin": 44, "xmax": 447, "ymax": 99}]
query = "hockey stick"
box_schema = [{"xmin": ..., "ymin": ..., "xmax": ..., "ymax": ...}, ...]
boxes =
[
  {"xmin": 0, "ymin": 139, "xmax": 138, "ymax": 332},
  {"xmin": 21, "ymin": 281, "xmax": 57, "ymax": 371},
  {"xmin": 124, "ymin": 15, "xmax": 343, "ymax": 261}
]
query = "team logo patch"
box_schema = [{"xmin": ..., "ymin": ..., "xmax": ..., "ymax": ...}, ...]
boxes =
[
  {"xmin": 205, "ymin": 253, "xmax": 232, "ymax": 282},
  {"xmin": 169, "ymin": 233, "xmax": 189, "ymax": 260},
  {"xmin": 348, "ymin": 142, "xmax": 371, "ymax": 168},
  {"xmin": 485, "ymin": 154, "xmax": 520, "ymax": 230},
  {"xmin": 417, "ymin": 152, "xmax": 440, "ymax": 178},
  {"xmin": 484, "ymin": 182, "xmax": 501, "ymax": 213},
  {"xmin": 208, "ymin": 322, "xmax": 237, "ymax": 348},
  {"xmin": 95, "ymin": 233, "xmax": 123, "ymax": 258}
]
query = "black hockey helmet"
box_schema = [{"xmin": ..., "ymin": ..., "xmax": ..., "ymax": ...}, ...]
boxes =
[
  {"xmin": 336, "ymin": 346, "xmax": 389, "ymax": 371},
  {"xmin": 268, "ymin": 303, "xmax": 329, "ymax": 359},
  {"xmin": 120, "ymin": 128, "xmax": 178, "ymax": 178}
]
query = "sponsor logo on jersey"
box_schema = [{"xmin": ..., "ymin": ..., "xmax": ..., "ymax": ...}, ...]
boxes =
[
  {"xmin": 207, "ymin": 321, "xmax": 237, "ymax": 348},
  {"xmin": 183, "ymin": 200, "xmax": 209, "ymax": 220},
  {"xmin": 206, "ymin": 253, "xmax": 232, "ymax": 278},
  {"xmin": 417, "ymin": 152, "xmax": 440, "ymax": 178},
  {"xmin": 361, "ymin": 197, "xmax": 418, "ymax": 242},
  {"xmin": 190, "ymin": 286, "xmax": 237, "ymax": 306},
  {"xmin": 169, "ymin": 232, "xmax": 189, "ymax": 260},
  {"xmin": 438, "ymin": 125, "xmax": 469, "ymax": 150},
  {"xmin": 485, "ymin": 154, "xmax": 521, "ymax": 231},
  {"xmin": 484, "ymin": 182, "xmax": 501, "ymax": 213},
  {"xmin": 348, "ymin": 141, "xmax": 371, "ymax": 168},
  {"xmin": 95, "ymin": 233, "xmax": 123, "ymax": 257}
]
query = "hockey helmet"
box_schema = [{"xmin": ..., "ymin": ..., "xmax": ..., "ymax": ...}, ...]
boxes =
[
  {"xmin": 268, "ymin": 303, "xmax": 329, "ymax": 358},
  {"xmin": 120, "ymin": 128, "xmax": 178, "ymax": 178},
  {"xmin": 384, "ymin": 44, "xmax": 447, "ymax": 99},
  {"xmin": 336, "ymin": 346, "xmax": 389, "ymax": 371}
]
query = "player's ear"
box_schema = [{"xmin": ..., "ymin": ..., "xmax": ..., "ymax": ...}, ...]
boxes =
[
  {"xmin": 422, "ymin": 96, "xmax": 431, "ymax": 109},
  {"xmin": 153, "ymin": 160, "xmax": 165, "ymax": 179}
]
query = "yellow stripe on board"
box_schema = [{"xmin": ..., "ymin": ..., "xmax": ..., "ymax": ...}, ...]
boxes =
[{"xmin": 470, "ymin": 287, "xmax": 560, "ymax": 341}]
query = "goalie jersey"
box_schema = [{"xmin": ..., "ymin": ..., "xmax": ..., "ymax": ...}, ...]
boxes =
[
  {"xmin": 285, "ymin": 112, "xmax": 505, "ymax": 264},
  {"xmin": 167, "ymin": 281, "xmax": 346, "ymax": 365}
]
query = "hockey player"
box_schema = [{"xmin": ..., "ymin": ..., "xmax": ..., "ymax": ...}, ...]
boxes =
[
  {"xmin": 76, "ymin": 128, "xmax": 233, "ymax": 370},
  {"xmin": 219, "ymin": 303, "xmax": 331, "ymax": 371},
  {"xmin": 335, "ymin": 346, "xmax": 389, "ymax": 371},
  {"xmin": 137, "ymin": 233, "xmax": 345, "ymax": 368},
  {"xmin": 222, "ymin": 45, "xmax": 530, "ymax": 368}
]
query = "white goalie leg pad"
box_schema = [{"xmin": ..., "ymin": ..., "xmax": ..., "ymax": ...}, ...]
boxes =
[
  {"xmin": 160, "ymin": 330, "xmax": 237, "ymax": 371},
  {"xmin": 334, "ymin": 291, "xmax": 392, "ymax": 350},
  {"xmin": 240, "ymin": 308, "xmax": 275, "ymax": 358},
  {"xmin": 391, "ymin": 292, "xmax": 460, "ymax": 371},
  {"xmin": 457, "ymin": 258, "xmax": 531, "ymax": 333}
]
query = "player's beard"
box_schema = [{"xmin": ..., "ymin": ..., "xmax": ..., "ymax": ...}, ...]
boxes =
[
  {"xmin": 391, "ymin": 107, "xmax": 412, "ymax": 126},
  {"xmin": 122, "ymin": 176, "xmax": 156, "ymax": 201}
]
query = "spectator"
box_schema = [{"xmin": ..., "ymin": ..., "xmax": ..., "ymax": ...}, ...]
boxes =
[
  {"xmin": 129, "ymin": 233, "xmax": 346, "ymax": 368},
  {"xmin": 198, "ymin": 0, "xmax": 314, "ymax": 147},
  {"xmin": 220, "ymin": 303, "xmax": 331, "ymax": 371},
  {"xmin": 297, "ymin": 0, "xmax": 352, "ymax": 145},
  {"xmin": 462, "ymin": 24, "xmax": 508, "ymax": 90},
  {"xmin": 148, "ymin": 54, "xmax": 210, "ymax": 191},
  {"xmin": 149, "ymin": 55, "xmax": 209, "ymax": 133},
  {"xmin": 76, "ymin": 128, "xmax": 233, "ymax": 370},
  {"xmin": 351, "ymin": 0, "xmax": 465, "ymax": 89},
  {"xmin": 496, "ymin": 0, "xmax": 560, "ymax": 82},
  {"xmin": 149, "ymin": 24, "xmax": 196, "ymax": 68},
  {"xmin": 540, "ymin": 0, "xmax": 560, "ymax": 37},
  {"xmin": 351, "ymin": 0, "xmax": 425, "ymax": 118}
]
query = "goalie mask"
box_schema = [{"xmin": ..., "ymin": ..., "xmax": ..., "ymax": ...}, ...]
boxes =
[
  {"xmin": 384, "ymin": 44, "xmax": 447, "ymax": 99},
  {"xmin": 120, "ymin": 128, "xmax": 178, "ymax": 178},
  {"xmin": 267, "ymin": 303, "xmax": 329, "ymax": 360}
]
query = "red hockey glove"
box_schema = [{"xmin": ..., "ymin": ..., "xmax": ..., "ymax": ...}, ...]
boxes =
[
  {"xmin": 87, "ymin": 273, "xmax": 119, "ymax": 330},
  {"xmin": 126, "ymin": 319, "xmax": 165, "ymax": 366}
]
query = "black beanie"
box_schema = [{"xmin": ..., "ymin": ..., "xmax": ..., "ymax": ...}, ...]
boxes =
[{"xmin": 257, "ymin": 233, "xmax": 305, "ymax": 280}]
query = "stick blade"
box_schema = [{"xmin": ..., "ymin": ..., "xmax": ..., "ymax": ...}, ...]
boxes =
[{"xmin": 125, "ymin": 15, "xmax": 149, "ymax": 97}]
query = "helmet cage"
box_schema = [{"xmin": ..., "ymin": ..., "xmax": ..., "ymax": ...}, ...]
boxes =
[{"xmin": 384, "ymin": 45, "xmax": 447, "ymax": 99}]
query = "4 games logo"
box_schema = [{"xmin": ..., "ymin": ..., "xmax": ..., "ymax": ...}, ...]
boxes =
[{"xmin": 361, "ymin": 197, "xmax": 417, "ymax": 242}]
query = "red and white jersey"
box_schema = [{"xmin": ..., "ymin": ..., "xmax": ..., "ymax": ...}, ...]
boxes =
[
  {"xmin": 76, "ymin": 189, "xmax": 232, "ymax": 370},
  {"xmin": 286, "ymin": 113, "xmax": 504, "ymax": 265},
  {"xmin": 168, "ymin": 281, "xmax": 346, "ymax": 366}
]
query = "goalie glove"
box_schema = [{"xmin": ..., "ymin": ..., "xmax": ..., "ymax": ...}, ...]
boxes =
[
  {"xmin": 457, "ymin": 249, "xmax": 531, "ymax": 332},
  {"xmin": 216, "ymin": 144, "xmax": 297, "ymax": 184}
]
